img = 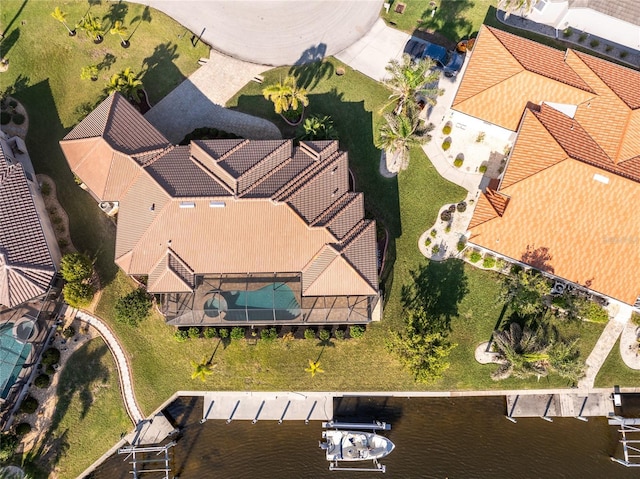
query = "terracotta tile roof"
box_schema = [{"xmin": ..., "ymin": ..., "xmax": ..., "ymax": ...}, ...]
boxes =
[
  {"xmin": 62, "ymin": 95, "xmax": 378, "ymax": 301},
  {"xmin": 469, "ymin": 159, "xmax": 640, "ymax": 304},
  {"xmin": 0, "ymin": 161, "xmax": 55, "ymax": 307},
  {"xmin": 468, "ymin": 189, "xmax": 511, "ymax": 230}
]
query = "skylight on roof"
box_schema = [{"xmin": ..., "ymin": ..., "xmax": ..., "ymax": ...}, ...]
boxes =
[
  {"xmin": 179, "ymin": 201, "xmax": 196, "ymax": 208},
  {"xmin": 593, "ymin": 174, "xmax": 609, "ymax": 184},
  {"xmin": 209, "ymin": 201, "xmax": 226, "ymax": 208}
]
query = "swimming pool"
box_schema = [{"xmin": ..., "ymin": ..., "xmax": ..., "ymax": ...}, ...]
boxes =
[
  {"xmin": 204, "ymin": 282, "xmax": 301, "ymax": 321},
  {"xmin": 0, "ymin": 322, "xmax": 32, "ymax": 399}
]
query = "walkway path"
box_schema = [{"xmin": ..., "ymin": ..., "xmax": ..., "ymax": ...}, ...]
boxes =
[
  {"xmin": 579, "ymin": 302, "xmax": 632, "ymax": 389},
  {"xmin": 144, "ymin": 50, "xmax": 281, "ymax": 144},
  {"xmin": 74, "ymin": 309, "xmax": 144, "ymax": 425}
]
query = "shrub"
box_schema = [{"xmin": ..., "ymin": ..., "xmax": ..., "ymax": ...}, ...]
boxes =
[
  {"xmin": 562, "ymin": 27, "xmax": 572, "ymax": 38},
  {"xmin": 620, "ymin": 51, "xmax": 629, "ymax": 59},
  {"xmin": 0, "ymin": 432, "xmax": 19, "ymax": 462},
  {"xmin": 448, "ymin": 205, "xmax": 456, "ymax": 213},
  {"xmin": 456, "ymin": 202, "xmax": 467, "ymax": 212},
  {"xmin": 476, "ymin": 132, "xmax": 485, "ymax": 143},
  {"xmin": 578, "ymin": 33, "xmax": 587, "ymax": 43},
  {"xmin": 478, "ymin": 165, "xmax": 487, "ymax": 173},
  {"xmin": 62, "ymin": 326, "xmax": 76, "ymax": 339},
  {"xmin": 424, "ymin": 237, "xmax": 431, "ymax": 246},
  {"xmin": 334, "ymin": 329, "xmax": 345, "ymax": 340},
  {"xmin": 590, "ymin": 39, "xmax": 599, "ymax": 48},
  {"xmin": 218, "ymin": 328, "xmax": 229, "ymax": 339},
  {"xmin": 260, "ymin": 327, "xmax": 277, "ymax": 342},
  {"xmin": 0, "ymin": 111, "xmax": 10, "ymax": 125},
  {"xmin": 605, "ymin": 45, "xmax": 613, "ymax": 53},
  {"xmin": 349, "ymin": 325, "xmax": 365, "ymax": 339},
  {"xmin": 60, "ymin": 253, "xmax": 93, "ymax": 282},
  {"xmin": 444, "ymin": 225, "xmax": 451, "ymax": 233},
  {"xmin": 318, "ymin": 328, "xmax": 330, "ymax": 341},
  {"xmin": 282, "ymin": 331, "xmax": 295, "ymax": 342},
  {"xmin": 430, "ymin": 229, "xmax": 437, "ymax": 238},
  {"xmin": 46, "ymin": 364, "xmax": 56, "ymax": 375},
  {"xmin": 63, "ymin": 279, "xmax": 94, "ymax": 307},
  {"xmin": 42, "ymin": 348, "xmax": 60, "ymax": 365},
  {"xmin": 174, "ymin": 329, "xmax": 188, "ymax": 342},
  {"xmin": 20, "ymin": 395, "xmax": 38, "ymax": 414},
  {"xmin": 442, "ymin": 139, "xmax": 451, "ymax": 151},
  {"xmin": 114, "ymin": 288, "xmax": 152, "ymax": 326},
  {"xmin": 442, "ymin": 124, "xmax": 452, "ymax": 135},
  {"xmin": 304, "ymin": 328, "xmax": 316, "ymax": 340},
  {"xmin": 456, "ymin": 241, "xmax": 465, "ymax": 252},
  {"xmin": 483, "ymin": 256, "xmax": 496, "ymax": 268},
  {"xmin": 632, "ymin": 312, "xmax": 640, "ymax": 327},
  {"xmin": 440, "ymin": 210, "xmax": 452, "ymax": 222},
  {"xmin": 58, "ymin": 238, "xmax": 68, "ymax": 249},
  {"xmin": 34, "ymin": 374, "xmax": 51, "ymax": 389},
  {"xmin": 203, "ymin": 327, "xmax": 218, "ymax": 339},
  {"xmin": 188, "ymin": 327, "xmax": 200, "ymax": 339},
  {"xmin": 431, "ymin": 245, "xmax": 440, "ymax": 254},
  {"xmin": 12, "ymin": 113, "xmax": 25, "ymax": 125},
  {"xmin": 15, "ymin": 422, "xmax": 31, "ymax": 435},
  {"xmin": 469, "ymin": 251, "xmax": 482, "ymax": 263},
  {"xmin": 230, "ymin": 327, "xmax": 245, "ymax": 341},
  {"xmin": 8, "ymin": 99, "xmax": 17, "ymax": 109},
  {"xmin": 453, "ymin": 157, "xmax": 463, "ymax": 168},
  {"xmin": 580, "ymin": 301, "xmax": 609, "ymax": 323}
]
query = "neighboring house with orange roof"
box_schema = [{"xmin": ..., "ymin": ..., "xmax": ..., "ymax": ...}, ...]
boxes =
[
  {"xmin": 60, "ymin": 93, "xmax": 380, "ymax": 325},
  {"xmin": 454, "ymin": 25, "xmax": 640, "ymax": 308},
  {"xmin": 0, "ymin": 130, "xmax": 59, "ymax": 310}
]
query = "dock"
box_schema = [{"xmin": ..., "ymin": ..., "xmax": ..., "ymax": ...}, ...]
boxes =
[
  {"xmin": 201, "ymin": 391, "xmax": 333, "ymax": 423},
  {"xmin": 505, "ymin": 392, "xmax": 614, "ymax": 420},
  {"xmin": 124, "ymin": 412, "xmax": 178, "ymax": 446}
]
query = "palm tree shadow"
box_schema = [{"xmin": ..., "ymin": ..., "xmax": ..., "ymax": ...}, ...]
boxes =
[
  {"xmin": 102, "ymin": 0, "xmax": 128, "ymax": 30},
  {"xmin": 207, "ymin": 338, "xmax": 222, "ymax": 364},
  {"xmin": 0, "ymin": 27, "xmax": 20, "ymax": 60},
  {"xmin": 127, "ymin": 6, "xmax": 152, "ymax": 42}
]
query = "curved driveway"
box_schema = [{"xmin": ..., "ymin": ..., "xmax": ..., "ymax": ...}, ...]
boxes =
[{"xmin": 130, "ymin": 0, "xmax": 382, "ymax": 66}]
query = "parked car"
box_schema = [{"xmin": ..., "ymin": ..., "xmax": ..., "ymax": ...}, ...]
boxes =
[{"xmin": 404, "ymin": 38, "xmax": 464, "ymax": 77}]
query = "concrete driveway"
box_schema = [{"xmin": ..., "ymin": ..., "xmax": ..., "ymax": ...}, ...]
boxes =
[
  {"xmin": 335, "ymin": 19, "xmax": 411, "ymax": 82},
  {"xmin": 130, "ymin": 0, "xmax": 382, "ymax": 66}
]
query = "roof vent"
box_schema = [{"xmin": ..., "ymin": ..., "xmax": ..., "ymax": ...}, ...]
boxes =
[
  {"xmin": 593, "ymin": 173, "xmax": 609, "ymax": 184},
  {"xmin": 209, "ymin": 201, "xmax": 226, "ymax": 208},
  {"xmin": 179, "ymin": 201, "xmax": 196, "ymax": 208}
]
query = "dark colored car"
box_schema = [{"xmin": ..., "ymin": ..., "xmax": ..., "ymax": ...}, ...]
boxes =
[{"xmin": 404, "ymin": 38, "xmax": 464, "ymax": 77}]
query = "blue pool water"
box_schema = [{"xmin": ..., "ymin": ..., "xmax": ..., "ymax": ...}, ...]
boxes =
[
  {"xmin": 0, "ymin": 322, "xmax": 32, "ymax": 399},
  {"xmin": 204, "ymin": 282, "xmax": 301, "ymax": 321}
]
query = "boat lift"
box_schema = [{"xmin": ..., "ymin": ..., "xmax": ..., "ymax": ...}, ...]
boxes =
[
  {"xmin": 118, "ymin": 441, "xmax": 176, "ymax": 479},
  {"xmin": 610, "ymin": 417, "xmax": 640, "ymax": 467},
  {"xmin": 321, "ymin": 421, "xmax": 392, "ymax": 473}
]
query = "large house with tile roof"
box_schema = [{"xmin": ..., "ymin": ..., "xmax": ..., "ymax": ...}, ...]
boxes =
[
  {"xmin": 454, "ymin": 25, "xmax": 640, "ymax": 308},
  {"xmin": 0, "ymin": 131, "xmax": 58, "ymax": 310},
  {"xmin": 60, "ymin": 93, "xmax": 380, "ymax": 325}
]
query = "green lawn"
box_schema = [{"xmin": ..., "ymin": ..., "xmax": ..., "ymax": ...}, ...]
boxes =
[
  {"xmin": 595, "ymin": 339, "xmax": 640, "ymax": 388},
  {"xmin": 381, "ymin": 0, "xmax": 496, "ymax": 41},
  {"xmin": 29, "ymin": 338, "xmax": 131, "ymax": 479}
]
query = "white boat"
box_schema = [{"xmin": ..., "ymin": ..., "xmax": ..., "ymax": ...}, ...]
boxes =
[{"xmin": 321, "ymin": 430, "xmax": 395, "ymax": 462}]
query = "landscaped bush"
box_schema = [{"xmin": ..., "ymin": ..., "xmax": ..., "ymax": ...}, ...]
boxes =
[
  {"xmin": 188, "ymin": 327, "xmax": 200, "ymax": 339},
  {"xmin": 424, "ymin": 237, "xmax": 431, "ymax": 246},
  {"xmin": 580, "ymin": 301, "xmax": 609, "ymax": 323},
  {"xmin": 476, "ymin": 132, "xmax": 485, "ymax": 143},
  {"xmin": 0, "ymin": 111, "xmax": 10, "ymax": 124},
  {"xmin": 453, "ymin": 157, "xmax": 463, "ymax": 168},
  {"xmin": 590, "ymin": 39, "xmax": 599, "ymax": 48},
  {"xmin": 203, "ymin": 327, "xmax": 218, "ymax": 339},
  {"xmin": 445, "ymin": 225, "xmax": 451, "ymax": 233},
  {"xmin": 218, "ymin": 328, "xmax": 229, "ymax": 339},
  {"xmin": 42, "ymin": 348, "xmax": 60, "ymax": 365},
  {"xmin": 304, "ymin": 328, "xmax": 316, "ymax": 340},
  {"xmin": 60, "ymin": 253, "xmax": 93, "ymax": 282},
  {"xmin": 431, "ymin": 245, "xmax": 440, "ymax": 254},
  {"xmin": 456, "ymin": 202, "xmax": 466, "ymax": 212},
  {"xmin": 442, "ymin": 123, "xmax": 452, "ymax": 135},
  {"xmin": 174, "ymin": 329, "xmax": 188, "ymax": 342},
  {"xmin": 0, "ymin": 432, "xmax": 18, "ymax": 462},
  {"xmin": 230, "ymin": 327, "xmax": 245, "ymax": 341},
  {"xmin": 46, "ymin": 364, "xmax": 56, "ymax": 375},
  {"xmin": 318, "ymin": 328, "xmax": 330, "ymax": 341},
  {"xmin": 12, "ymin": 113, "xmax": 24, "ymax": 125},
  {"xmin": 8, "ymin": 100, "xmax": 17, "ymax": 109},
  {"xmin": 430, "ymin": 229, "xmax": 437, "ymax": 238},
  {"xmin": 632, "ymin": 312, "xmax": 640, "ymax": 327},
  {"xmin": 34, "ymin": 374, "xmax": 51, "ymax": 389},
  {"xmin": 448, "ymin": 205, "xmax": 456, "ymax": 213},
  {"xmin": 334, "ymin": 329, "xmax": 345, "ymax": 340},
  {"xmin": 620, "ymin": 51, "xmax": 629, "ymax": 59},
  {"xmin": 483, "ymin": 256, "xmax": 496, "ymax": 269},
  {"xmin": 260, "ymin": 327, "xmax": 277, "ymax": 342},
  {"xmin": 63, "ymin": 281, "xmax": 94, "ymax": 308},
  {"xmin": 114, "ymin": 288, "xmax": 152, "ymax": 326},
  {"xmin": 62, "ymin": 326, "xmax": 75, "ymax": 339},
  {"xmin": 562, "ymin": 27, "xmax": 572, "ymax": 38},
  {"xmin": 442, "ymin": 139, "xmax": 451, "ymax": 151},
  {"xmin": 349, "ymin": 325, "xmax": 365, "ymax": 339},
  {"xmin": 15, "ymin": 422, "xmax": 31, "ymax": 436},
  {"xmin": 578, "ymin": 33, "xmax": 587, "ymax": 43},
  {"xmin": 456, "ymin": 241, "xmax": 465, "ymax": 252},
  {"xmin": 469, "ymin": 251, "xmax": 482, "ymax": 263},
  {"xmin": 478, "ymin": 165, "xmax": 487, "ymax": 173},
  {"xmin": 20, "ymin": 395, "xmax": 38, "ymax": 414},
  {"xmin": 440, "ymin": 210, "xmax": 452, "ymax": 222}
]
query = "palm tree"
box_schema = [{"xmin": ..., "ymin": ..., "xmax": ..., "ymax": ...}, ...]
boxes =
[
  {"xmin": 547, "ymin": 339, "xmax": 585, "ymax": 385},
  {"xmin": 80, "ymin": 64, "xmax": 99, "ymax": 81},
  {"xmin": 376, "ymin": 106, "xmax": 434, "ymax": 171},
  {"xmin": 491, "ymin": 323, "xmax": 549, "ymax": 380},
  {"xmin": 383, "ymin": 54, "xmax": 442, "ymax": 116},
  {"xmin": 190, "ymin": 357, "xmax": 214, "ymax": 382},
  {"xmin": 262, "ymin": 76, "xmax": 309, "ymax": 122},
  {"xmin": 106, "ymin": 68, "xmax": 144, "ymax": 103},
  {"xmin": 110, "ymin": 20, "xmax": 130, "ymax": 48},
  {"xmin": 498, "ymin": 0, "xmax": 536, "ymax": 19},
  {"xmin": 77, "ymin": 13, "xmax": 104, "ymax": 43},
  {"xmin": 51, "ymin": 6, "xmax": 76, "ymax": 36},
  {"xmin": 305, "ymin": 359, "xmax": 325, "ymax": 378}
]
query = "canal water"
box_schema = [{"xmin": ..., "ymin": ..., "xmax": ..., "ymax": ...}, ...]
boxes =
[{"xmin": 91, "ymin": 395, "xmax": 636, "ymax": 478}]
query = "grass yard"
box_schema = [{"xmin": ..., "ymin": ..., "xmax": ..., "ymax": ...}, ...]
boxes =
[
  {"xmin": 595, "ymin": 339, "xmax": 640, "ymax": 388},
  {"xmin": 381, "ymin": 0, "xmax": 496, "ymax": 41},
  {"xmin": 0, "ymin": 0, "xmax": 208, "ymax": 279},
  {"xmin": 28, "ymin": 338, "xmax": 131, "ymax": 479}
]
